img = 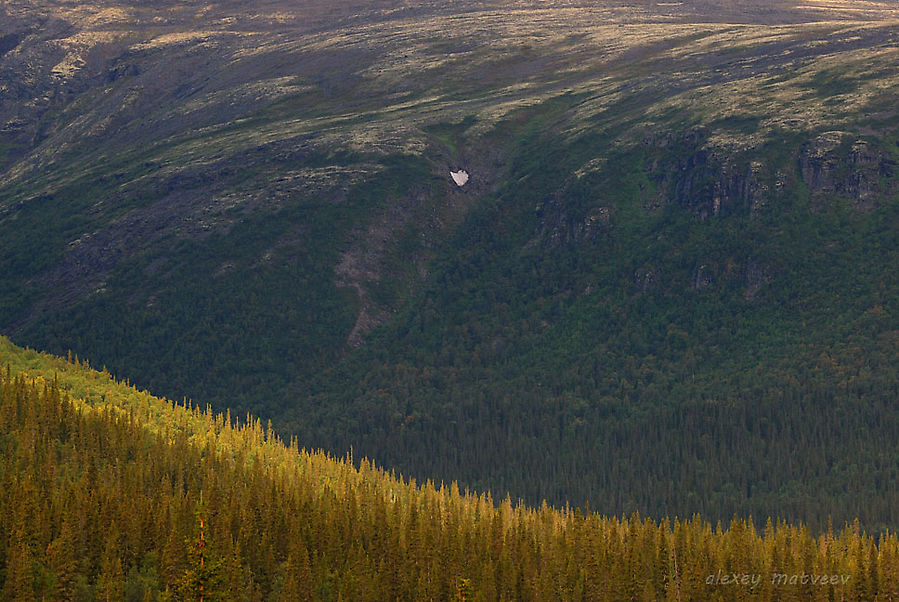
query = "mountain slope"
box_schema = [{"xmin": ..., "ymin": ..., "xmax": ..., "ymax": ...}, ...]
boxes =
[
  {"xmin": 2, "ymin": 0, "xmax": 899, "ymax": 526},
  {"xmin": 1, "ymin": 336, "xmax": 898, "ymax": 601}
]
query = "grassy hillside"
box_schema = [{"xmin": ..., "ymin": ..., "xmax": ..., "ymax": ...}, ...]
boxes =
[
  {"xmin": 3, "ymin": 0, "xmax": 899, "ymax": 529},
  {"xmin": 2, "ymin": 336, "xmax": 898, "ymax": 601}
]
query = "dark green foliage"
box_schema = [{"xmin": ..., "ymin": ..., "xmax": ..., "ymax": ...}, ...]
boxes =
[
  {"xmin": 280, "ymin": 101, "xmax": 899, "ymax": 531},
  {"xmin": 10, "ymin": 152, "xmax": 435, "ymax": 416}
]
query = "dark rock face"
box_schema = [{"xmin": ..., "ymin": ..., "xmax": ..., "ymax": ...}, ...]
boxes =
[
  {"xmin": 533, "ymin": 124, "xmax": 897, "ymax": 303},
  {"xmin": 534, "ymin": 190, "xmax": 613, "ymax": 249},
  {"xmin": 800, "ymin": 131, "xmax": 897, "ymax": 209},
  {"xmin": 646, "ymin": 129, "xmax": 768, "ymax": 219},
  {"xmin": 800, "ymin": 131, "xmax": 851, "ymax": 195},
  {"xmin": 645, "ymin": 128, "xmax": 896, "ymax": 220}
]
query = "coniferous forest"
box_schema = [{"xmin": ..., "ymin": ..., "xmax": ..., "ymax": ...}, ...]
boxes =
[
  {"xmin": 4, "ymin": 0, "xmax": 899, "ymax": 599},
  {"xmin": 2, "ymin": 337, "xmax": 899, "ymax": 601}
]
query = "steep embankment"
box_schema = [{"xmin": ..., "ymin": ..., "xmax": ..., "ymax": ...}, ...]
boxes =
[{"xmin": 2, "ymin": 336, "xmax": 899, "ymax": 600}]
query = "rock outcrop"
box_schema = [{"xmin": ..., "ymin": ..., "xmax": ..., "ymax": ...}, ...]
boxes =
[
  {"xmin": 645, "ymin": 128, "xmax": 769, "ymax": 219},
  {"xmin": 533, "ymin": 190, "xmax": 613, "ymax": 249},
  {"xmin": 800, "ymin": 131, "xmax": 896, "ymax": 209}
]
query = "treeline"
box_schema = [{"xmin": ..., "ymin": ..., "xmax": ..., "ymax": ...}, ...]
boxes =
[{"xmin": 1, "ymin": 341, "xmax": 899, "ymax": 600}]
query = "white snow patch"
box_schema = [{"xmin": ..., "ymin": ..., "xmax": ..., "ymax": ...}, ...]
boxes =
[{"xmin": 450, "ymin": 170, "xmax": 469, "ymax": 186}]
